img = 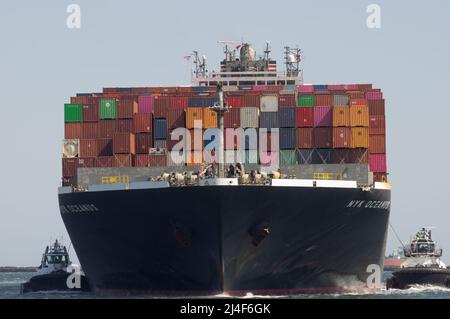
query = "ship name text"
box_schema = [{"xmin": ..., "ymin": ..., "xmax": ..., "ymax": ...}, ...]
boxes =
[{"xmin": 347, "ymin": 200, "xmax": 390, "ymax": 210}]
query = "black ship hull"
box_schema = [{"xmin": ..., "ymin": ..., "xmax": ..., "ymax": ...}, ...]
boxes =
[
  {"xmin": 387, "ymin": 268, "xmax": 450, "ymax": 290},
  {"xmin": 59, "ymin": 185, "xmax": 390, "ymax": 296}
]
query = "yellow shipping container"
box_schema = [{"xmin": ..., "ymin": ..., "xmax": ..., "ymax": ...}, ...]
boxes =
[
  {"xmin": 202, "ymin": 108, "xmax": 218, "ymax": 128},
  {"xmin": 351, "ymin": 127, "xmax": 369, "ymax": 148},
  {"xmin": 350, "ymin": 105, "xmax": 369, "ymax": 127},
  {"xmin": 332, "ymin": 106, "xmax": 350, "ymax": 127},
  {"xmin": 186, "ymin": 107, "xmax": 203, "ymax": 129}
]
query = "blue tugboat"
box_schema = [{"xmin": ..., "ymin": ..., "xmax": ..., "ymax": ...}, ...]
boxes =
[
  {"xmin": 21, "ymin": 240, "xmax": 90, "ymax": 293},
  {"xmin": 386, "ymin": 228, "xmax": 450, "ymax": 290}
]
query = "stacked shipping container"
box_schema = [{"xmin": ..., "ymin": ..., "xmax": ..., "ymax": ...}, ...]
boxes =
[{"xmin": 62, "ymin": 85, "xmax": 387, "ymax": 185}]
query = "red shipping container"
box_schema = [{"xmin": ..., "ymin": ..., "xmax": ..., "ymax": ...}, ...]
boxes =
[
  {"xmin": 113, "ymin": 154, "xmax": 133, "ymax": 167},
  {"xmin": 62, "ymin": 158, "xmax": 77, "ymax": 177},
  {"xmin": 225, "ymin": 96, "xmax": 244, "ymax": 108},
  {"xmin": 350, "ymin": 98, "xmax": 368, "ymax": 106},
  {"xmin": 94, "ymin": 156, "xmax": 113, "ymax": 167},
  {"xmin": 369, "ymin": 115, "xmax": 386, "ymax": 135},
  {"xmin": 369, "ymin": 154, "xmax": 387, "ymax": 173},
  {"xmin": 135, "ymin": 133, "xmax": 153, "ymax": 154},
  {"xmin": 99, "ymin": 120, "xmax": 117, "ymax": 138},
  {"xmin": 77, "ymin": 157, "xmax": 95, "ymax": 168},
  {"xmin": 62, "ymin": 177, "xmax": 75, "ymax": 187},
  {"xmin": 170, "ymin": 96, "xmax": 189, "ymax": 109},
  {"xmin": 243, "ymin": 94, "xmax": 260, "ymax": 107},
  {"xmin": 347, "ymin": 91, "xmax": 366, "ymax": 99},
  {"xmin": 298, "ymin": 85, "xmax": 314, "ymax": 93},
  {"xmin": 79, "ymin": 139, "xmax": 98, "ymax": 157},
  {"xmin": 348, "ymin": 149, "xmax": 368, "ymax": 163},
  {"xmin": 97, "ymin": 138, "xmax": 113, "ymax": 156},
  {"xmin": 368, "ymin": 99, "xmax": 385, "ymax": 115},
  {"xmin": 113, "ymin": 133, "xmax": 135, "ymax": 154},
  {"xmin": 369, "ymin": 135, "xmax": 386, "ymax": 153},
  {"xmin": 81, "ymin": 122, "xmax": 98, "ymax": 139},
  {"xmin": 278, "ymin": 94, "xmax": 296, "ymax": 107},
  {"xmin": 328, "ymin": 85, "xmax": 346, "ymax": 91},
  {"xmin": 134, "ymin": 113, "xmax": 152, "ymax": 133},
  {"xmin": 297, "ymin": 128, "xmax": 314, "ymax": 148},
  {"xmin": 64, "ymin": 123, "xmax": 82, "ymax": 139},
  {"xmin": 150, "ymin": 154, "xmax": 167, "ymax": 167},
  {"xmin": 70, "ymin": 96, "xmax": 88, "ymax": 104},
  {"xmin": 62, "ymin": 157, "xmax": 95, "ymax": 177},
  {"xmin": 82, "ymin": 104, "xmax": 98, "ymax": 122},
  {"xmin": 313, "ymin": 128, "xmax": 332, "ymax": 148},
  {"xmin": 116, "ymin": 119, "xmax": 134, "ymax": 133},
  {"xmin": 154, "ymin": 96, "xmax": 171, "ymax": 117},
  {"xmin": 315, "ymin": 95, "xmax": 332, "ymax": 106},
  {"xmin": 296, "ymin": 108, "xmax": 314, "ymax": 127},
  {"xmin": 332, "ymin": 149, "xmax": 367, "ymax": 164},
  {"xmin": 135, "ymin": 154, "xmax": 151, "ymax": 167},
  {"xmin": 167, "ymin": 109, "xmax": 185, "ymax": 129},
  {"xmin": 333, "ymin": 127, "xmax": 352, "ymax": 148},
  {"xmin": 117, "ymin": 98, "xmax": 138, "ymax": 119},
  {"xmin": 224, "ymin": 108, "xmax": 240, "ymax": 128}
]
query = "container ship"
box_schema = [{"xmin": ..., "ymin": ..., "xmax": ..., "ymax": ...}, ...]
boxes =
[{"xmin": 58, "ymin": 42, "xmax": 391, "ymax": 296}]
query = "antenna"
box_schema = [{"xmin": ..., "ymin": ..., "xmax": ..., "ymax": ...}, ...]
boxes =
[
  {"xmin": 264, "ymin": 41, "xmax": 271, "ymax": 61},
  {"xmin": 192, "ymin": 50, "xmax": 208, "ymax": 78},
  {"xmin": 284, "ymin": 46, "xmax": 302, "ymax": 77},
  {"xmin": 218, "ymin": 40, "xmax": 237, "ymax": 61}
]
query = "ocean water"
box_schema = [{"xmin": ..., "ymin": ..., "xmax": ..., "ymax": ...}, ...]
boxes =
[{"xmin": 1, "ymin": 272, "xmax": 450, "ymax": 299}]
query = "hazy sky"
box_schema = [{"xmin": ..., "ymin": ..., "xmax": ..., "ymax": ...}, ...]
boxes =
[{"xmin": 0, "ymin": 0, "xmax": 449, "ymax": 266}]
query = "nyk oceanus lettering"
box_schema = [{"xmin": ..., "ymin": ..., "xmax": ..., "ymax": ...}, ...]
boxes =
[
  {"xmin": 60, "ymin": 204, "xmax": 99, "ymax": 214},
  {"xmin": 347, "ymin": 200, "xmax": 390, "ymax": 210}
]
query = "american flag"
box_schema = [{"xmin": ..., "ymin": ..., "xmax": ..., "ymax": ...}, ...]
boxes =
[{"xmin": 267, "ymin": 61, "xmax": 277, "ymax": 72}]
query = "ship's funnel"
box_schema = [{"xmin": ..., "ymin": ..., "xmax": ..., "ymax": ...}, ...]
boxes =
[{"xmin": 240, "ymin": 43, "xmax": 256, "ymax": 63}]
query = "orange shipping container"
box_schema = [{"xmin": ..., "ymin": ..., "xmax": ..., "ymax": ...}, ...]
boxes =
[
  {"xmin": 369, "ymin": 134, "xmax": 386, "ymax": 153},
  {"xmin": 188, "ymin": 129, "xmax": 204, "ymax": 150},
  {"xmin": 202, "ymin": 108, "xmax": 218, "ymax": 128},
  {"xmin": 187, "ymin": 151, "xmax": 203, "ymax": 166},
  {"xmin": 351, "ymin": 127, "xmax": 369, "ymax": 148},
  {"xmin": 332, "ymin": 106, "xmax": 350, "ymax": 127},
  {"xmin": 315, "ymin": 95, "xmax": 332, "ymax": 106},
  {"xmin": 350, "ymin": 105, "xmax": 369, "ymax": 127},
  {"xmin": 186, "ymin": 108, "xmax": 203, "ymax": 129}
]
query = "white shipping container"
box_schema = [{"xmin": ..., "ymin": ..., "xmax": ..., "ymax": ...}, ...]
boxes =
[
  {"xmin": 260, "ymin": 95, "xmax": 279, "ymax": 112},
  {"xmin": 240, "ymin": 107, "xmax": 259, "ymax": 128}
]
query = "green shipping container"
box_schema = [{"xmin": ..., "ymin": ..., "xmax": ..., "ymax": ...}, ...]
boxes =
[
  {"xmin": 64, "ymin": 104, "xmax": 83, "ymax": 122},
  {"xmin": 99, "ymin": 99, "xmax": 117, "ymax": 119},
  {"xmin": 244, "ymin": 150, "xmax": 259, "ymax": 165},
  {"xmin": 298, "ymin": 95, "xmax": 315, "ymax": 107},
  {"xmin": 280, "ymin": 150, "xmax": 297, "ymax": 166}
]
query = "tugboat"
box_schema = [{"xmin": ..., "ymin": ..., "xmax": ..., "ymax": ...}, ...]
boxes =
[
  {"xmin": 21, "ymin": 240, "xmax": 90, "ymax": 293},
  {"xmin": 386, "ymin": 228, "xmax": 450, "ymax": 290}
]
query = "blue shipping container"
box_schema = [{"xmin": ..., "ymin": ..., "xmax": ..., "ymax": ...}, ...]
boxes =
[
  {"xmin": 154, "ymin": 118, "xmax": 168, "ymax": 139},
  {"xmin": 297, "ymin": 149, "xmax": 314, "ymax": 164},
  {"xmin": 279, "ymin": 128, "xmax": 296, "ymax": 149},
  {"xmin": 312, "ymin": 149, "xmax": 333, "ymax": 164},
  {"xmin": 259, "ymin": 112, "xmax": 279, "ymax": 129},
  {"xmin": 278, "ymin": 108, "xmax": 296, "ymax": 127},
  {"xmin": 313, "ymin": 84, "xmax": 327, "ymax": 90}
]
